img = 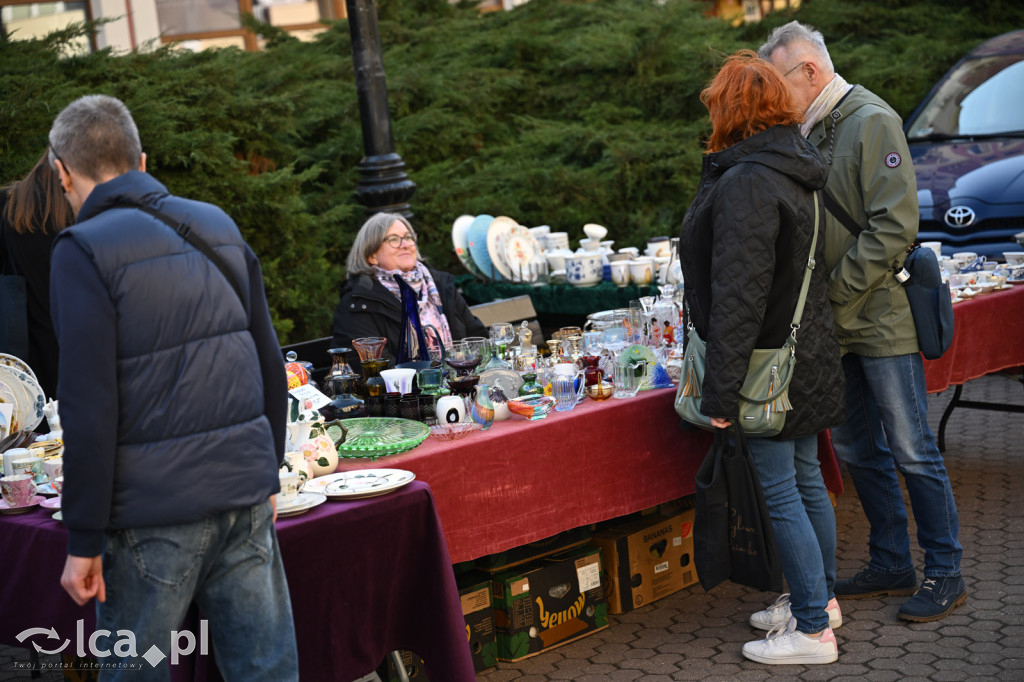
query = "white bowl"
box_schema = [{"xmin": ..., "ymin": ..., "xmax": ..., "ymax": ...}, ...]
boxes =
[{"xmin": 1003, "ymin": 251, "xmax": 1024, "ymax": 266}]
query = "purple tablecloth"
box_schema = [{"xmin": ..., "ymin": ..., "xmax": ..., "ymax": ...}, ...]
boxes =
[{"xmin": 0, "ymin": 480, "xmax": 474, "ymax": 681}]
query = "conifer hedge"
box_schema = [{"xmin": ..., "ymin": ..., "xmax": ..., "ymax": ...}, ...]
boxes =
[{"xmin": 2, "ymin": 0, "xmax": 1020, "ymax": 342}]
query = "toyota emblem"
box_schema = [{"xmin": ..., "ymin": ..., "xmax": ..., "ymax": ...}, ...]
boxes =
[{"xmin": 944, "ymin": 206, "xmax": 976, "ymax": 227}]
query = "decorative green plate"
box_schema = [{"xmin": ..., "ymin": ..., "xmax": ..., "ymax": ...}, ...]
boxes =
[
  {"xmin": 618, "ymin": 344, "xmax": 656, "ymax": 389},
  {"xmin": 336, "ymin": 418, "xmax": 429, "ymax": 460}
]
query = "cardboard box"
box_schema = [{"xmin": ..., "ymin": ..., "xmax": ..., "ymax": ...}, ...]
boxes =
[
  {"xmin": 592, "ymin": 509, "xmax": 697, "ymax": 614},
  {"xmin": 456, "ymin": 572, "xmax": 498, "ymax": 673},
  {"xmin": 491, "ymin": 545, "xmax": 609, "ymax": 661},
  {"xmin": 476, "ymin": 526, "xmax": 592, "ymax": 574}
]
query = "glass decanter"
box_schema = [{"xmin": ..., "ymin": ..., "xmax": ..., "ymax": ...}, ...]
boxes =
[
  {"xmin": 320, "ymin": 373, "xmax": 367, "ymax": 421},
  {"xmin": 352, "ymin": 337, "xmax": 389, "ymax": 399},
  {"xmin": 324, "ymin": 347, "xmax": 358, "ymax": 398}
]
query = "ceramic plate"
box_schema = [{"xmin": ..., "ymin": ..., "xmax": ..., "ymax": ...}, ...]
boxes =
[
  {"xmin": 0, "ymin": 374, "xmax": 19, "ymax": 433},
  {"xmin": 0, "ymin": 354, "xmax": 37, "ymax": 386},
  {"xmin": 451, "ymin": 215, "xmax": 482, "ymax": 277},
  {"xmin": 618, "ymin": 344, "xmax": 656, "ymax": 388},
  {"xmin": 35, "ymin": 482, "xmax": 58, "ymax": 496},
  {"xmin": 0, "ymin": 365, "xmax": 44, "ymax": 433},
  {"xmin": 0, "ymin": 495, "xmax": 44, "ymax": 514},
  {"xmin": 486, "ymin": 216, "xmax": 519, "ymax": 282},
  {"xmin": 40, "ymin": 496, "xmax": 61, "ymax": 510},
  {"xmin": 303, "ymin": 469, "xmax": 416, "ymax": 500},
  {"xmin": 277, "ymin": 492, "xmax": 326, "ymax": 518},
  {"xmin": 466, "ymin": 214, "xmax": 497, "ymax": 280},
  {"xmin": 478, "ymin": 367, "xmax": 524, "ymax": 400},
  {"xmin": 503, "ymin": 223, "xmax": 540, "ymax": 280}
]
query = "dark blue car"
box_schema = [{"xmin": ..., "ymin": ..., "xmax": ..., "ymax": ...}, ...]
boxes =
[{"xmin": 904, "ymin": 29, "xmax": 1024, "ymax": 260}]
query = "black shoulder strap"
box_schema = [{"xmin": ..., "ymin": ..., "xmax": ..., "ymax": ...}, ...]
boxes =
[
  {"xmin": 117, "ymin": 201, "xmax": 246, "ymax": 305},
  {"xmin": 823, "ymin": 189, "xmax": 863, "ymax": 238}
]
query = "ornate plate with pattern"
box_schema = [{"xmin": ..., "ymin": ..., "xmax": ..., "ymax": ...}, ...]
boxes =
[
  {"xmin": 303, "ymin": 469, "xmax": 416, "ymax": 500},
  {"xmin": 276, "ymin": 492, "xmax": 327, "ymax": 518},
  {"xmin": 501, "ymin": 223, "xmax": 539, "ymax": 281},
  {"xmin": 466, "ymin": 214, "xmax": 497, "ymax": 280},
  {"xmin": 0, "ymin": 365, "xmax": 44, "ymax": 433},
  {"xmin": 0, "ymin": 354, "xmax": 37, "ymax": 387},
  {"xmin": 486, "ymin": 216, "xmax": 519, "ymax": 282},
  {"xmin": 452, "ymin": 214, "xmax": 482, "ymax": 277}
]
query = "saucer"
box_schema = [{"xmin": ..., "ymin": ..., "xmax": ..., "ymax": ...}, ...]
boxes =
[
  {"xmin": 276, "ymin": 492, "xmax": 327, "ymax": 518},
  {"xmin": 0, "ymin": 495, "xmax": 44, "ymax": 514},
  {"xmin": 40, "ymin": 496, "xmax": 61, "ymax": 510}
]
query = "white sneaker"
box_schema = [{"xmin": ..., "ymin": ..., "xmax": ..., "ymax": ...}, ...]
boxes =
[
  {"xmin": 742, "ymin": 621, "xmax": 839, "ymax": 665},
  {"xmin": 749, "ymin": 593, "xmax": 843, "ymax": 630}
]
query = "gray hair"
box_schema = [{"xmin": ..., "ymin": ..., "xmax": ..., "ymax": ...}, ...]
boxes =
[
  {"xmin": 345, "ymin": 212, "xmax": 417, "ymax": 277},
  {"xmin": 758, "ymin": 21, "xmax": 835, "ymax": 74},
  {"xmin": 48, "ymin": 95, "xmax": 142, "ymax": 182}
]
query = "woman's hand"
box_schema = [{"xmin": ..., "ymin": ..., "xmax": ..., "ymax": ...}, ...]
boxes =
[{"xmin": 709, "ymin": 417, "xmax": 732, "ymax": 429}]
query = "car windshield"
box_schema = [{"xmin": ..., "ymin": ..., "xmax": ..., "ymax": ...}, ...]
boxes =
[{"xmin": 906, "ymin": 54, "xmax": 1024, "ymax": 140}]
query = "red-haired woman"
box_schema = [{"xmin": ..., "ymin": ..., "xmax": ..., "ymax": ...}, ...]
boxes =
[{"xmin": 678, "ymin": 50, "xmax": 845, "ymax": 665}]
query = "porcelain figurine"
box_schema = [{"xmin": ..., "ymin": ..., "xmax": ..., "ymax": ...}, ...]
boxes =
[{"xmin": 489, "ymin": 384, "xmax": 511, "ymax": 421}]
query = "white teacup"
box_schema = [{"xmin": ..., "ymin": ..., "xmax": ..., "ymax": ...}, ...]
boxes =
[
  {"xmin": 610, "ymin": 261, "xmax": 631, "ymax": 287},
  {"xmin": 379, "ymin": 368, "xmax": 416, "ymax": 395},
  {"xmin": 42, "ymin": 457, "xmax": 63, "ymax": 485},
  {"xmin": 3, "ymin": 448, "xmax": 32, "ymax": 478},
  {"xmin": 278, "ymin": 470, "xmax": 300, "ymax": 506},
  {"xmin": 11, "ymin": 457, "xmax": 44, "ymax": 485},
  {"xmin": 628, "ymin": 258, "xmax": 654, "ymax": 286}
]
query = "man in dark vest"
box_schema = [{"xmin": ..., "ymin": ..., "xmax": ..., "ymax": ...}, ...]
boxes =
[{"xmin": 49, "ymin": 94, "xmax": 298, "ymax": 679}]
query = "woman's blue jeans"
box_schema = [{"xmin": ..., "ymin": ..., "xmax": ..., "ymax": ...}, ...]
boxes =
[
  {"xmin": 830, "ymin": 352, "xmax": 962, "ymax": 578},
  {"xmin": 95, "ymin": 500, "xmax": 298, "ymax": 681},
  {"xmin": 747, "ymin": 434, "xmax": 837, "ymax": 633}
]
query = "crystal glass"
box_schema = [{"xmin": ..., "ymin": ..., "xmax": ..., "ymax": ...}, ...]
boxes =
[
  {"xmin": 351, "ymin": 337, "xmax": 387, "ymax": 364},
  {"xmin": 324, "ymin": 348, "xmax": 358, "ymax": 398},
  {"xmin": 484, "ymin": 322, "xmax": 515, "ymax": 370},
  {"xmin": 353, "ymin": 337, "xmax": 389, "ymax": 399},
  {"xmin": 460, "ymin": 336, "xmax": 491, "ymax": 372}
]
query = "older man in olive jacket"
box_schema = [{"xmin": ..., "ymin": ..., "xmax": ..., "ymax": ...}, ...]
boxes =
[{"xmin": 760, "ymin": 21, "xmax": 965, "ymax": 623}]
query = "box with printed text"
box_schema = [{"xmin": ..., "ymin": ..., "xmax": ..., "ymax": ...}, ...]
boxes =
[
  {"xmin": 592, "ymin": 509, "xmax": 697, "ymax": 614},
  {"xmin": 490, "ymin": 545, "xmax": 608, "ymax": 662}
]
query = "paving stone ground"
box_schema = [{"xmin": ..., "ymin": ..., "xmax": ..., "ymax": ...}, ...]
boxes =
[{"xmin": 3, "ymin": 372, "xmax": 1022, "ymax": 681}]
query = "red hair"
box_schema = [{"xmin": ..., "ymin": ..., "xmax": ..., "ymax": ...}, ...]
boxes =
[{"xmin": 701, "ymin": 50, "xmax": 803, "ymax": 153}]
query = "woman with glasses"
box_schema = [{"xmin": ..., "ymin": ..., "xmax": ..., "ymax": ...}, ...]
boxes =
[{"xmin": 331, "ymin": 212, "xmax": 486, "ymax": 372}]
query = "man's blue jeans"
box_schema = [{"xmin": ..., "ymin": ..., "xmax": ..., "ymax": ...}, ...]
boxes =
[
  {"xmin": 96, "ymin": 500, "xmax": 298, "ymax": 681},
  {"xmin": 831, "ymin": 352, "xmax": 962, "ymax": 578},
  {"xmin": 747, "ymin": 434, "xmax": 837, "ymax": 634}
]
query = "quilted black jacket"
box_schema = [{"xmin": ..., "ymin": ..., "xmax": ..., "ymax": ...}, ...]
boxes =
[{"xmin": 678, "ymin": 124, "xmax": 845, "ymax": 440}]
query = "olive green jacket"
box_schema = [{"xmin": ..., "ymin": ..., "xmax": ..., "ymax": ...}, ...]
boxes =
[{"xmin": 809, "ymin": 85, "xmax": 920, "ymax": 357}]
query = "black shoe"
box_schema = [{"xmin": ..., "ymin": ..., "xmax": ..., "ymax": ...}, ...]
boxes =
[
  {"xmin": 898, "ymin": 577, "xmax": 967, "ymax": 622},
  {"xmin": 834, "ymin": 567, "xmax": 917, "ymax": 600}
]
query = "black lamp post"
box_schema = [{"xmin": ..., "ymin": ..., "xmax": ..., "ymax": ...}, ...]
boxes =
[{"xmin": 344, "ymin": 0, "xmax": 416, "ymax": 217}]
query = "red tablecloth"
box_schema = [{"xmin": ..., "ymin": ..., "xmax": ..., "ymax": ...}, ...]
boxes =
[
  {"xmin": 923, "ymin": 285, "xmax": 1024, "ymax": 393},
  {"xmin": 336, "ymin": 388, "xmax": 843, "ymax": 564},
  {"xmin": 0, "ymin": 481, "xmax": 475, "ymax": 682}
]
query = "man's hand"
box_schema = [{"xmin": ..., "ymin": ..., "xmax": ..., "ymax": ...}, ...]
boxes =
[
  {"xmin": 61, "ymin": 555, "xmax": 105, "ymax": 606},
  {"xmin": 270, "ymin": 493, "xmax": 278, "ymax": 523},
  {"xmin": 709, "ymin": 417, "xmax": 732, "ymax": 429}
]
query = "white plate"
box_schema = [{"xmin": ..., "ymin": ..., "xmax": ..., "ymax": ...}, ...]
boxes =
[
  {"xmin": 276, "ymin": 492, "xmax": 326, "ymax": 518},
  {"xmin": 503, "ymin": 224, "xmax": 540, "ymax": 280},
  {"xmin": 0, "ymin": 374, "xmax": 19, "ymax": 432},
  {"xmin": 302, "ymin": 468, "xmax": 416, "ymax": 500},
  {"xmin": 451, "ymin": 215, "xmax": 482, "ymax": 277},
  {"xmin": 0, "ymin": 495, "xmax": 44, "ymax": 514},
  {"xmin": 487, "ymin": 216, "xmax": 519, "ymax": 282},
  {"xmin": 0, "ymin": 354, "xmax": 37, "ymax": 386},
  {"xmin": 0, "ymin": 365, "xmax": 44, "ymax": 433},
  {"xmin": 40, "ymin": 496, "xmax": 61, "ymax": 510}
]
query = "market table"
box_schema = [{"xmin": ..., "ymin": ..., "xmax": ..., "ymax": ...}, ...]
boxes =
[
  {"xmin": 922, "ymin": 284, "xmax": 1024, "ymax": 450},
  {"xmin": 336, "ymin": 387, "xmax": 843, "ymax": 564},
  {"xmin": 0, "ymin": 481, "xmax": 475, "ymax": 682}
]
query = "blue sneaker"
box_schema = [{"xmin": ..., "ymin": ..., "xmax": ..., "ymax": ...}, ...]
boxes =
[{"xmin": 898, "ymin": 577, "xmax": 967, "ymax": 622}]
